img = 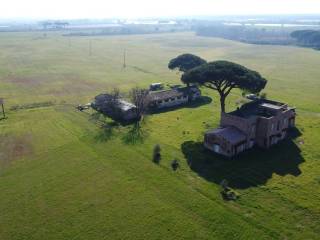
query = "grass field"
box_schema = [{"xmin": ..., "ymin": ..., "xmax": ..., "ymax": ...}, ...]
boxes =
[{"xmin": 0, "ymin": 31, "xmax": 320, "ymax": 240}]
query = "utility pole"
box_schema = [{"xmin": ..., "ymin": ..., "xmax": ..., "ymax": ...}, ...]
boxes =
[
  {"xmin": 0, "ymin": 98, "xmax": 5, "ymax": 119},
  {"xmin": 123, "ymin": 49, "xmax": 126, "ymax": 69}
]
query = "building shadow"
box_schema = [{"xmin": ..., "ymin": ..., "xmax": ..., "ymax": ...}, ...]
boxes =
[
  {"xmin": 149, "ymin": 96, "xmax": 212, "ymax": 115},
  {"xmin": 181, "ymin": 128, "xmax": 304, "ymax": 189},
  {"xmin": 88, "ymin": 112, "xmax": 120, "ymax": 142}
]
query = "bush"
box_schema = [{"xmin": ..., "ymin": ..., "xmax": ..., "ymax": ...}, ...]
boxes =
[
  {"xmin": 260, "ymin": 92, "xmax": 267, "ymax": 99},
  {"xmin": 221, "ymin": 188, "xmax": 240, "ymax": 201},
  {"xmin": 152, "ymin": 144, "xmax": 161, "ymax": 164},
  {"xmin": 171, "ymin": 159, "xmax": 180, "ymax": 171}
]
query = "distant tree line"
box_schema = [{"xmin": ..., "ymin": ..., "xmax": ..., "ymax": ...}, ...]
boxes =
[
  {"xmin": 64, "ymin": 25, "xmax": 186, "ymax": 37},
  {"xmin": 291, "ymin": 30, "xmax": 320, "ymax": 49},
  {"xmin": 196, "ymin": 24, "xmax": 293, "ymax": 45}
]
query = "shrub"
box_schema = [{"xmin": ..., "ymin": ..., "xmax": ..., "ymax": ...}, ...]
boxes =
[
  {"xmin": 10, "ymin": 101, "xmax": 55, "ymax": 111},
  {"xmin": 171, "ymin": 159, "xmax": 180, "ymax": 171},
  {"xmin": 152, "ymin": 144, "xmax": 161, "ymax": 164},
  {"xmin": 260, "ymin": 92, "xmax": 267, "ymax": 99}
]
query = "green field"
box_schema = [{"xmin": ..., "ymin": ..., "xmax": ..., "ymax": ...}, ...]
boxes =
[{"xmin": 0, "ymin": 32, "xmax": 320, "ymax": 240}]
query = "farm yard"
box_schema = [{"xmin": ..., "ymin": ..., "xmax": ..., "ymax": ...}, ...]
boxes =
[{"xmin": 0, "ymin": 31, "xmax": 320, "ymax": 239}]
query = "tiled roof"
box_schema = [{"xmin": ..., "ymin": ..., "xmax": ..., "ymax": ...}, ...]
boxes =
[
  {"xmin": 207, "ymin": 126, "xmax": 246, "ymax": 144},
  {"xmin": 148, "ymin": 87, "xmax": 198, "ymax": 101},
  {"xmin": 94, "ymin": 94, "xmax": 136, "ymax": 112}
]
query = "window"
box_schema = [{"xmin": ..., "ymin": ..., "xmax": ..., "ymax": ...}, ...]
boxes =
[
  {"xmin": 284, "ymin": 118, "xmax": 288, "ymax": 126},
  {"xmin": 249, "ymin": 139, "xmax": 254, "ymax": 148},
  {"xmin": 157, "ymin": 100, "xmax": 162, "ymax": 104},
  {"xmin": 251, "ymin": 125, "xmax": 256, "ymax": 134},
  {"xmin": 177, "ymin": 96, "xmax": 181, "ymax": 100},
  {"xmin": 237, "ymin": 144, "xmax": 245, "ymax": 153},
  {"xmin": 277, "ymin": 121, "xmax": 280, "ymax": 130},
  {"xmin": 165, "ymin": 99, "xmax": 169, "ymax": 102},
  {"xmin": 289, "ymin": 118, "xmax": 295, "ymax": 127},
  {"xmin": 213, "ymin": 144, "xmax": 220, "ymax": 153},
  {"xmin": 271, "ymin": 123, "xmax": 274, "ymax": 131}
]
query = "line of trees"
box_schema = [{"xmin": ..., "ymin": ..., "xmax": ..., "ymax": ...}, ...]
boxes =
[
  {"xmin": 196, "ymin": 25, "xmax": 293, "ymax": 45},
  {"xmin": 291, "ymin": 30, "xmax": 320, "ymax": 48}
]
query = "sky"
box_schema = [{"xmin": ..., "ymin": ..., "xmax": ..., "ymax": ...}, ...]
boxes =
[{"xmin": 1, "ymin": 0, "xmax": 320, "ymax": 19}]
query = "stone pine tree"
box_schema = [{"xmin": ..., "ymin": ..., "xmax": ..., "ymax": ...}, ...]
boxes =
[
  {"xmin": 168, "ymin": 53, "xmax": 207, "ymax": 87},
  {"xmin": 182, "ymin": 61, "xmax": 267, "ymax": 113}
]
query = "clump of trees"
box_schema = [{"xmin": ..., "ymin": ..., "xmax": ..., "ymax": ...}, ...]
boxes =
[
  {"xmin": 291, "ymin": 30, "xmax": 320, "ymax": 48},
  {"xmin": 181, "ymin": 60, "xmax": 267, "ymax": 112},
  {"xmin": 168, "ymin": 54, "xmax": 207, "ymax": 87},
  {"xmin": 168, "ymin": 54, "xmax": 207, "ymax": 73}
]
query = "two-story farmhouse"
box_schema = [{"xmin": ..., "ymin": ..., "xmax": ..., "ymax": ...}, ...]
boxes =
[
  {"xmin": 148, "ymin": 86, "xmax": 201, "ymax": 109},
  {"xmin": 204, "ymin": 99, "xmax": 296, "ymax": 157}
]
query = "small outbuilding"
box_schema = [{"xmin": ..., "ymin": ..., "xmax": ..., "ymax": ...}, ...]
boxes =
[{"xmin": 92, "ymin": 94, "xmax": 138, "ymax": 121}]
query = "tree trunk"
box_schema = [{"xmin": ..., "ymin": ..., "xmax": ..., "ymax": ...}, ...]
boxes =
[{"xmin": 220, "ymin": 95, "xmax": 226, "ymax": 113}]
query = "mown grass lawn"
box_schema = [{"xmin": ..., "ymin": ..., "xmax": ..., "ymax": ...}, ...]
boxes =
[{"xmin": 0, "ymin": 32, "xmax": 319, "ymax": 240}]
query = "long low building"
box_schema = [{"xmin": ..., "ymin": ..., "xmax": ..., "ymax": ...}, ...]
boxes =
[
  {"xmin": 148, "ymin": 86, "xmax": 201, "ymax": 109},
  {"xmin": 92, "ymin": 94, "xmax": 138, "ymax": 121},
  {"xmin": 204, "ymin": 99, "xmax": 296, "ymax": 157}
]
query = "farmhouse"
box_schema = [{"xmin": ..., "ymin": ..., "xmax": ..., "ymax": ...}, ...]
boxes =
[
  {"xmin": 92, "ymin": 94, "xmax": 138, "ymax": 121},
  {"xmin": 204, "ymin": 99, "xmax": 296, "ymax": 157},
  {"xmin": 148, "ymin": 86, "xmax": 201, "ymax": 109}
]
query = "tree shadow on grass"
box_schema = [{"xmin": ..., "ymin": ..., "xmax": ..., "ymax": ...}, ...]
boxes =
[
  {"xmin": 89, "ymin": 112, "xmax": 121, "ymax": 142},
  {"xmin": 122, "ymin": 122, "xmax": 149, "ymax": 145},
  {"xmin": 94, "ymin": 121, "xmax": 120, "ymax": 142},
  {"xmin": 181, "ymin": 128, "xmax": 304, "ymax": 189},
  {"xmin": 89, "ymin": 111, "xmax": 137, "ymax": 127},
  {"xmin": 150, "ymin": 96, "xmax": 212, "ymax": 115}
]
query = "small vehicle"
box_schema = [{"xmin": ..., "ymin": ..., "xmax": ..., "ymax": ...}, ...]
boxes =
[
  {"xmin": 149, "ymin": 83, "xmax": 163, "ymax": 91},
  {"xmin": 246, "ymin": 94, "xmax": 259, "ymax": 100}
]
